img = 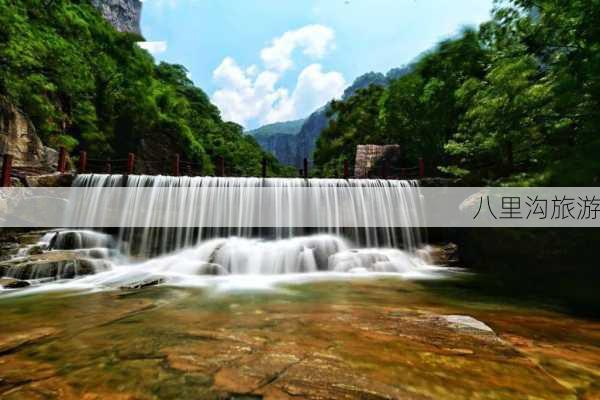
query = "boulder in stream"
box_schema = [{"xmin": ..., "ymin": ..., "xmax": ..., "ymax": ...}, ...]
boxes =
[{"xmin": 197, "ymin": 263, "xmax": 228, "ymax": 276}]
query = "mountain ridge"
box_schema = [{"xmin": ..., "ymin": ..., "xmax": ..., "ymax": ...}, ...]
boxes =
[
  {"xmin": 251, "ymin": 66, "xmax": 413, "ymax": 167},
  {"xmin": 247, "ymin": 119, "xmax": 306, "ymax": 138}
]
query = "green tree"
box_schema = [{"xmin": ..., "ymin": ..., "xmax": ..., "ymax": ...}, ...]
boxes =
[{"xmin": 0, "ymin": 0, "xmax": 282, "ymax": 176}]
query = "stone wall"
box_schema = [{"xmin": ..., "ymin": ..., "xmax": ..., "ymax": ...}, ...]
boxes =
[
  {"xmin": 354, "ymin": 144, "xmax": 401, "ymax": 178},
  {"xmin": 0, "ymin": 97, "xmax": 57, "ymax": 170},
  {"xmin": 91, "ymin": 0, "xmax": 142, "ymax": 35}
]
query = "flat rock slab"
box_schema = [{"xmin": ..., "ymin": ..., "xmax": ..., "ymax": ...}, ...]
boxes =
[
  {"xmin": 0, "ymin": 283, "xmax": 596, "ymax": 400},
  {"xmin": 161, "ymin": 306, "xmax": 572, "ymax": 399}
]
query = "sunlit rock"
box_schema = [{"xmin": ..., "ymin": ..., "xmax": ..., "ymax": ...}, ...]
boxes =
[{"xmin": 90, "ymin": 0, "xmax": 142, "ymax": 34}]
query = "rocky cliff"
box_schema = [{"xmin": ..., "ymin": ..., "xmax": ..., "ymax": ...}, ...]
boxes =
[
  {"xmin": 253, "ymin": 134, "xmax": 298, "ymax": 166},
  {"xmin": 293, "ymin": 107, "xmax": 329, "ymax": 168},
  {"xmin": 91, "ymin": 0, "xmax": 142, "ymax": 34},
  {"xmin": 0, "ymin": 97, "xmax": 57, "ymax": 171},
  {"xmin": 247, "ymin": 119, "xmax": 305, "ymax": 166}
]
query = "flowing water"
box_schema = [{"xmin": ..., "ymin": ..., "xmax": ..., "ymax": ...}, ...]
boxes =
[
  {"xmin": 1, "ymin": 176, "xmax": 598, "ymax": 399},
  {"xmin": 0, "ymin": 175, "xmax": 436, "ymax": 293},
  {"xmin": 71, "ymin": 175, "xmax": 425, "ymax": 254}
]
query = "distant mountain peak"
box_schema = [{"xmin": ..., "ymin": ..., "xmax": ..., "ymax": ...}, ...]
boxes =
[
  {"xmin": 247, "ymin": 118, "xmax": 306, "ymax": 138},
  {"xmin": 342, "ymin": 72, "xmax": 387, "ymax": 100}
]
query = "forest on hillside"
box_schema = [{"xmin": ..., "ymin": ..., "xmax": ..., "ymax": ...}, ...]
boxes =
[
  {"xmin": 314, "ymin": 0, "xmax": 600, "ymax": 186},
  {"xmin": 0, "ymin": 0, "xmax": 293, "ymax": 176}
]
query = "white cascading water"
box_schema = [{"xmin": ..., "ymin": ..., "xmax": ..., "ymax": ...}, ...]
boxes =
[
  {"xmin": 2, "ymin": 175, "xmax": 444, "ymax": 293},
  {"xmin": 72, "ymin": 175, "xmax": 424, "ymax": 255}
]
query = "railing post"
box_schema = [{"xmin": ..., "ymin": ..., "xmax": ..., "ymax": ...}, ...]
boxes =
[
  {"xmin": 262, "ymin": 157, "xmax": 267, "ymax": 178},
  {"xmin": 1, "ymin": 154, "xmax": 13, "ymax": 187},
  {"xmin": 419, "ymin": 158, "xmax": 425, "ymax": 178},
  {"xmin": 58, "ymin": 146, "xmax": 67, "ymax": 173},
  {"xmin": 78, "ymin": 151, "xmax": 87, "ymax": 174},
  {"xmin": 106, "ymin": 159, "xmax": 112, "ymax": 174},
  {"xmin": 343, "ymin": 160, "xmax": 350, "ymax": 179},
  {"xmin": 380, "ymin": 160, "xmax": 389, "ymax": 179},
  {"xmin": 127, "ymin": 153, "xmax": 135, "ymax": 175},
  {"xmin": 303, "ymin": 158, "xmax": 308, "ymax": 179},
  {"xmin": 217, "ymin": 156, "xmax": 225, "ymax": 177},
  {"xmin": 173, "ymin": 154, "xmax": 180, "ymax": 177},
  {"xmin": 298, "ymin": 169, "xmax": 303, "ymax": 177}
]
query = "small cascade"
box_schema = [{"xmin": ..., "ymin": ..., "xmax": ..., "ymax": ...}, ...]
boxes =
[
  {"xmin": 105, "ymin": 235, "xmax": 348, "ymax": 276},
  {"xmin": 48, "ymin": 230, "xmax": 114, "ymax": 251},
  {"xmin": 2, "ymin": 257, "xmax": 111, "ymax": 281},
  {"xmin": 63, "ymin": 234, "xmax": 439, "ymax": 292},
  {"xmin": 2, "ymin": 175, "xmax": 443, "ymax": 292},
  {"xmin": 1, "ymin": 230, "xmax": 114, "ymax": 282}
]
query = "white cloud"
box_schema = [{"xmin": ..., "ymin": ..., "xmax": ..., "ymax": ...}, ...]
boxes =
[
  {"xmin": 245, "ymin": 65, "xmax": 259, "ymax": 77},
  {"xmin": 260, "ymin": 25, "xmax": 336, "ymax": 72},
  {"xmin": 211, "ymin": 25, "xmax": 344, "ymax": 128},
  {"xmin": 212, "ymin": 60, "xmax": 345, "ymax": 127},
  {"xmin": 265, "ymin": 64, "xmax": 346, "ymax": 124},
  {"xmin": 137, "ymin": 41, "xmax": 167, "ymax": 55},
  {"xmin": 211, "ymin": 58, "xmax": 289, "ymax": 126}
]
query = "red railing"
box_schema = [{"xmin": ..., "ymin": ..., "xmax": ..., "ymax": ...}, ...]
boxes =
[{"xmin": 0, "ymin": 148, "xmax": 428, "ymax": 187}]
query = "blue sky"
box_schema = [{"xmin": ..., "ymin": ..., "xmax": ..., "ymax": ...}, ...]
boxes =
[{"xmin": 141, "ymin": 0, "xmax": 495, "ymax": 129}]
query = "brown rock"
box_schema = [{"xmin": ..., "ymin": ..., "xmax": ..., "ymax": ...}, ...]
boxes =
[{"xmin": 0, "ymin": 278, "xmax": 30, "ymax": 289}]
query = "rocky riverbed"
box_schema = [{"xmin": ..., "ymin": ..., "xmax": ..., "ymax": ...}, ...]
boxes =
[{"xmin": 0, "ymin": 278, "xmax": 598, "ymax": 399}]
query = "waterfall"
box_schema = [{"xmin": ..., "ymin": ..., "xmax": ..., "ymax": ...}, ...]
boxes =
[
  {"xmin": 72, "ymin": 175, "xmax": 425, "ymax": 258},
  {"xmin": 1, "ymin": 175, "xmax": 441, "ymax": 292}
]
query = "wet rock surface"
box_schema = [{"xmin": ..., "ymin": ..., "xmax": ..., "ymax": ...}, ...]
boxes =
[
  {"xmin": 0, "ymin": 230, "xmax": 46, "ymax": 260},
  {"xmin": 0, "ymin": 251, "xmax": 109, "ymax": 281},
  {"xmin": 0, "ymin": 278, "xmax": 30, "ymax": 289},
  {"xmin": 0, "ymin": 280, "xmax": 597, "ymax": 399},
  {"xmin": 0, "ymin": 230, "xmax": 115, "ymax": 284}
]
